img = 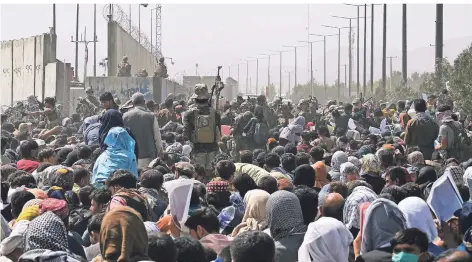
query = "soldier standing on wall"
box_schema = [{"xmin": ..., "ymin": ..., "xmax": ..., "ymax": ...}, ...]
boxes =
[
  {"xmin": 183, "ymin": 84, "xmax": 221, "ymax": 177},
  {"xmin": 117, "ymin": 56, "xmax": 132, "ymax": 77},
  {"xmin": 154, "ymin": 57, "xmax": 168, "ymax": 78}
]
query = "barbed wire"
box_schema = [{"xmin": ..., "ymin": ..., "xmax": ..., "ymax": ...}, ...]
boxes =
[{"xmin": 103, "ymin": 4, "xmax": 162, "ymax": 59}]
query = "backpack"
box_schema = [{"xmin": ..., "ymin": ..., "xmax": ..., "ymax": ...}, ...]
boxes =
[
  {"xmin": 193, "ymin": 108, "xmax": 220, "ymax": 144},
  {"xmin": 447, "ymin": 121, "xmax": 472, "ymax": 153},
  {"xmin": 252, "ymin": 122, "xmax": 269, "ymax": 145}
]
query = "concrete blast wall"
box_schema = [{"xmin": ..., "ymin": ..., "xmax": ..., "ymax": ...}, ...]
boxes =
[
  {"xmin": 107, "ymin": 21, "xmax": 155, "ymax": 77},
  {"xmin": 69, "ymin": 77, "xmax": 189, "ymax": 114},
  {"xmin": 0, "ymin": 33, "xmax": 56, "ymax": 106}
]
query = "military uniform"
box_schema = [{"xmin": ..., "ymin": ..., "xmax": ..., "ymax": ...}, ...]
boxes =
[
  {"xmin": 183, "ymin": 84, "xmax": 221, "ymax": 174},
  {"xmin": 117, "ymin": 56, "xmax": 132, "ymax": 77}
]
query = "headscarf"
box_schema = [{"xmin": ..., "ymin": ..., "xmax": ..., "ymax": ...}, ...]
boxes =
[
  {"xmin": 398, "ymin": 197, "xmax": 438, "ymax": 243},
  {"xmin": 280, "ymin": 116, "xmax": 305, "ymax": 144},
  {"xmin": 232, "ymin": 189, "xmax": 270, "ymax": 236},
  {"xmin": 17, "ymin": 205, "xmax": 40, "ymax": 222},
  {"xmin": 206, "ymin": 180, "xmax": 230, "ymax": 193},
  {"xmin": 360, "ymin": 198, "xmax": 407, "ymax": 254},
  {"xmin": 24, "ymin": 211, "xmax": 69, "ymax": 252},
  {"xmin": 331, "ymin": 151, "xmax": 348, "ymax": 172},
  {"xmin": 444, "ymin": 165, "xmax": 465, "ymax": 186},
  {"xmin": 407, "ymin": 151, "xmax": 425, "ymax": 168},
  {"xmin": 39, "ymin": 198, "xmax": 69, "ymax": 220},
  {"xmin": 313, "ymin": 161, "xmax": 329, "ymax": 189},
  {"xmin": 340, "ymin": 162, "xmax": 357, "ymax": 182},
  {"xmin": 22, "ymin": 199, "xmax": 43, "ymax": 210},
  {"xmin": 361, "ymin": 154, "xmax": 381, "ymax": 174},
  {"xmin": 298, "ymin": 217, "xmax": 353, "ymax": 262},
  {"xmin": 182, "ymin": 145, "xmax": 192, "ymax": 157},
  {"xmin": 417, "ymin": 166, "xmax": 438, "ymax": 185},
  {"xmin": 98, "ymin": 109, "xmax": 124, "ymax": 151},
  {"xmin": 343, "ymin": 186, "xmax": 378, "ymax": 229},
  {"xmin": 348, "ymin": 156, "xmax": 362, "ymax": 170},
  {"xmin": 293, "ymin": 164, "xmax": 316, "ymax": 188},
  {"xmin": 266, "ymin": 190, "xmax": 307, "ymax": 241},
  {"xmin": 99, "ymin": 206, "xmax": 149, "ymax": 262},
  {"xmin": 93, "ymin": 127, "xmax": 138, "ymax": 185},
  {"xmin": 28, "ymin": 188, "xmax": 48, "ymax": 200}
]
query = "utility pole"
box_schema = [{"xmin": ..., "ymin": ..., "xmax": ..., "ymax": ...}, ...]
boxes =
[
  {"xmin": 249, "ymin": 57, "xmax": 260, "ymax": 92},
  {"xmin": 280, "ymin": 51, "xmax": 282, "ymax": 97},
  {"xmin": 93, "ymin": 4, "xmax": 97, "ymax": 77},
  {"xmin": 363, "ymin": 4, "xmax": 367, "ymax": 96},
  {"xmin": 129, "ymin": 4, "xmax": 132, "ymax": 32},
  {"xmin": 310, "ymin": 34, "xmax": 336, "ymax": 100},
  {"xmin": 382, "ymin": 4, "xmax": 387, "ymax": 96},
  {"xmin": 74, "ymin": 4, "xmax": 79, "ymax": 81},
  {"xmin": 71, "ymin": 27, "xmax": 98, "ymax": 83},
  {"xmin": 322, "ymin": 25, "xmax": 350, "ymax": 100},
  {"xmin": 435, "ymin": 4, "xmax": 444, "ymax": 90},
  {"xmin": 282, "ymin": 45, "xmax": 303, "ymax": 91},
  {"xmin": 345, "ymin": 4, "xmax": 368, "ymax": 96},
  {"xmin": 387, "ymin": 56, "xmax": 397, "ymax": 89},
  {"xmin": 52, "ymin": 4, "xmax": 56, "ymax": 34},
  {"xmin": 343, "ymin": 64, "xmax": 347, "ymax": 91},
  {"xmin": 298, "ymin": 41, "xmax": 322, "ymax": 97},
  {"xmin": 246, "ymin": 60, "xmax": 249, "ymax": 94},
  {"xmin": 402, "ymin": 4, "xmax": 407, "ymax": 85},
  {"xmin": 138, "ymin": 4, "xmax": 149, "ymax": 44},
  {"xmin": 261, "ymin": 54, "xmax": 275, "ymax": 96},
  {"xmin": 288, "ymin": 71, "xmax": 291, "ymax": 97}
]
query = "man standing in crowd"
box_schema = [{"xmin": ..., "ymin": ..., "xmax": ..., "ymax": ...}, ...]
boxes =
[
  {"xmin": 183, "ymin": 84, "xmax": 221, "ymax": 176},
  {"xmin": 99, "ymin": 92, "xmax": 119, "ymax": 113},
  {"xmin": 123, "ymin": 92, "xmax": 163, "ymax": 168},
  {"xmin": 405, "ymin": 99, "xmax": 439, "ymax": 160}
]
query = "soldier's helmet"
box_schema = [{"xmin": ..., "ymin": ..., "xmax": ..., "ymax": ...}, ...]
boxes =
[
  {"xmin": 159, "ymin": 57, "xmax": 165, "ymax": 63},
  {"xmin": 191, "ymin": 84, "xmax": 211, "ymax": 100},
  {"xmin": 122, "ymin": 56, "xmax": 128, "ymax": 62},
  {"xmin": 85, "ymin": 87, "xmax": 94, "ymax": 94}
]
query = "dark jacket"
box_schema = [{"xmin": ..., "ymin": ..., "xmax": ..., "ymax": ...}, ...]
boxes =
[
  {"xmin": 123, "ymin": 105, "xmax": 162, "ymax": 159},
  {"xmin": 405, "ymin": 114, "xmax": 439, "ymax": 160}
]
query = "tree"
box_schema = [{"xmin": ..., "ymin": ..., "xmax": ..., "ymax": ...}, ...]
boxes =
[{"xmin": 450, "ymin": 43, "xmax": 472, "ymax": 115}]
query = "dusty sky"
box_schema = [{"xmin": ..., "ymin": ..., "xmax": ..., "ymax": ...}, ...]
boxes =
[{"xmin": 1, "ymin": 4, "xmax": 471, "ymax": 93}]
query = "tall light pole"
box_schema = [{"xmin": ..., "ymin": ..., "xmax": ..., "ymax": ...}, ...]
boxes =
[
  {"xmin": 298, "ymin": 40, "xmax": 323, "ymax": 97},
  {"xmin": 74, "ymin": 4, "xmax": 79, "ymax": 81},
  {"xmin": 435, "ymin": 4, "xmax": 443, "ymax": 90},
  {"xmin": 387, "ymin": 56, "xmax": 397, "ymax": 89},
  {"xmin": 93, "ymin": 4, "xmax": 97, "ymax": 77},
  {"xmin": 270, "ymin": 50, "xmax": 291, "ymax": 97},
  {"xmin": 345, "ymin": 4, "xmax": 369, "ymax": 96},
  {"xmin": 138, "ymin": 4, "xmax": 148, "ymax": 44},
  {"xmin": 261, "ymin": 54, "xmax": 275, "ymax": 96},
  {"xmin": 331, "ymin": 15, "xmax": 368, "ymax": 99},
  {"xmin": 282, "ymin": 45, "xmax": 303, "ymax": 91},
  {"xmin": 321, "ymin": 25, "xmax": 350, "ymax": 100},
  {"xmin": 402, "ymin": 4, "xmax": 407, "ymax": 85},
  {"xmin": 382, "ymin": 4, "xmax": 388, "ymax": 98},
  {"xmin": 248, "ymin": 57, "xmax": 260, "ymax": 94},
  {"xmin": 310, "ymin": 34, "xmax": 336, "ymax": 99}
]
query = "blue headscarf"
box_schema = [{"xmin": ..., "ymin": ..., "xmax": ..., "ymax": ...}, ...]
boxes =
[
  {"xmin": 79, "ymin": 115, "xmax": 100, "ymax": 134},
  {"xmin": 92, "ymin": 127, "xmax": 138, "ymax": 186},
  {"xmin": 98, "ymin": 109, "xmax": 124, "ymax": 151}
]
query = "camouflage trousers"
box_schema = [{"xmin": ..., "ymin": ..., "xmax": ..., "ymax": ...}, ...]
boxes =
[{"xmin": 193, "ymin": 151, "xmax": 218, "ymax": 177}]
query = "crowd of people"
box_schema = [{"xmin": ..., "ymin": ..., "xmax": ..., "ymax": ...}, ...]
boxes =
[{"xmin": 1, "ymin": 85, "xmax": 472, "ymax": 262}]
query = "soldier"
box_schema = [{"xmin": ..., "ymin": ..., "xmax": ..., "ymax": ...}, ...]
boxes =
[
  {"xmin": 85, "ymin": 87, "xmax": 101, "ymax": 109},
  {"xmin": 27, "ymin": 97, "xmax": 62, "ymax": 128},
  {"xmin": 154, "ymin": 57, "xmax": 168, "ymax": 78},
  {"xmin": 183, "ymin": 84, "xmax": 221, "ymax": 176},
  {"xmin": 117, "ymin": 56, "xmax": 132, "ymax": 77}
]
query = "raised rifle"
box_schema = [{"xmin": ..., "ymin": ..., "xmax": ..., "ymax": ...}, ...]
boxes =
[{"xmin": 209, "ymin": 66, "xmax": 224, "ymax": 111}]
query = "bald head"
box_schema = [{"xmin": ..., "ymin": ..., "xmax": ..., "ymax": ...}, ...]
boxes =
[{"xmin": 320, "ymin": 193, "xmax": 344, "ymax": 222}]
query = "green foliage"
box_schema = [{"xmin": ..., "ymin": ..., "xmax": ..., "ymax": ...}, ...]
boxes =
[{"xmin": 450, "ymin": 43, "xmax": 472, "ymax": 115}]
